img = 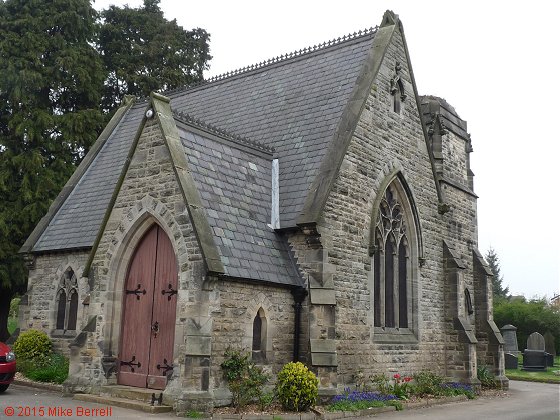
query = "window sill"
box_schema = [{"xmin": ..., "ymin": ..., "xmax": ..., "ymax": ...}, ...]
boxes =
[
  {"xmin": 373, "ymin": 327, "xmax": 418, "ymax": 344},
  {"xmin": 252, "ymin": 351, "xmax": 267, "ymax": 364},
  {"xmin": 51, "ymin": 329, "xmax": 77, "ymax": 338}
]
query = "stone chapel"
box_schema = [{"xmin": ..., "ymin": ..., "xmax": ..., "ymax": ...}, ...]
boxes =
[{"xmin": 18, "ymin": 10, "xmax": 507, "ymax": 411}]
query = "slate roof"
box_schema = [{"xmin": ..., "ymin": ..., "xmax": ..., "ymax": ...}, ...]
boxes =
[
  {"xmin": 178, "ymin": 123, "xmax": 299, "ymax": 285},
  {"xmin": 33, "ymin": 104, "xmax": 144, "ymax": 252},
  {"xmin": 29, "ymin": 28, "xmax": 380, "ymax": 286},
  {"xmin": 169, "ymin": 29, "xmax": 377, "ymax": 226}
]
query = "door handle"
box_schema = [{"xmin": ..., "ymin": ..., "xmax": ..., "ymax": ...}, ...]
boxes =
[{"xmin": 152, "ymin": 321, "xmax": 159, "ymax": 337}]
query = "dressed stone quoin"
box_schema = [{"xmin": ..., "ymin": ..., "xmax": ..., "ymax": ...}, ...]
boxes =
[{"xmin": 18, "ymin": 10, "xmax": 507, "ymax": 412}]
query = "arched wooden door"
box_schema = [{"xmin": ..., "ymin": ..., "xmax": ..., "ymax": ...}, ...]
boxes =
[{"xmin": 118, "ymin": 224, "xmax": 178, "ymax": 389}]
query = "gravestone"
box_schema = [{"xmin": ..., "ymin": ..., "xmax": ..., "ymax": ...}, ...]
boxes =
[
  {"xmin": 501, "ymin": 324, "xmax": 519, "ymax": 355},
  {"xmin": 544, "ymin": 331, "xmax": 556, "ymax": 367},
  {"xmin": 504, "ymin": 352, "xmax": 518, "ymax": 369},
  {"xmin": 522, "ymin": 332, "xmax": 547, "ymax": 371},
  {"xmin": 527, "ymin": 332, "xmax": 545, "ymax": 351}
]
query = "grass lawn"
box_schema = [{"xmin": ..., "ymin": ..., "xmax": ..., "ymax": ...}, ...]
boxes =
[
  {"xmin": 506, "ymin": 355, "xmax": 560, "ymax": 383},
  {"xmin": 8, "ymin": 317, "xmax": 17, "ymax": 335}
]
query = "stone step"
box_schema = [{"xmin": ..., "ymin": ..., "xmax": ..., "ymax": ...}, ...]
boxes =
[
  {"xmin": 73, "ymin": 393, "xmax": 173, "ymax": 414},
  {"xmin": 99, "ymin": 384, "xmax": 164, "ymax": 403}
]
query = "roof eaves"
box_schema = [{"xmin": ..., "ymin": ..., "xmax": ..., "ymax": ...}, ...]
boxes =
[{"xmin": 21, "ymin": 96, "xmax": 136, "ymax": 254}]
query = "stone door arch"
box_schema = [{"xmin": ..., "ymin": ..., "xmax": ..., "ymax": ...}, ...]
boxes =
[{"xmin": 118, "ymin": 224, "xmax": 178, "ymax": 389}]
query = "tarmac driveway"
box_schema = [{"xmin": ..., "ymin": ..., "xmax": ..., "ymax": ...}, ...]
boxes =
[
  {"xmin": 0, "ymin": 380, "xmax": 558, "ymax": 419},
  {"xmin": 357, "ymin": 380, "xmax": 560, "ymax": 420}
]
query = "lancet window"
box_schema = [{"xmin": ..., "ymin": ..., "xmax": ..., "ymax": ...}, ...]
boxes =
[
  {"xmin": 252, "ymin": 308, "xmax": 267, "ymax": 361},
  {"xmin": 373, "ymin": 184, "xmax": 411, "ymax": 329},
  {"xmin": 55, "ymin": 268, "xmax": 79, "ymax": 331}
]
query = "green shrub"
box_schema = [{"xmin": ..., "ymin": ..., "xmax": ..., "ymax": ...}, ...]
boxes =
[
  {"xmin": 7, "ymin": 318, "xmax": 17, "ymax": 335},
  {"xmin": 370, "ymin": 373, "xmax": 391, "ymax": 394},
  {"xmin": 494, "ymin": 297, "xmax": 560, "ymax": 354},
  {"xmin": 24, "ymin": 353, "xmax": 69, "ymax": 384},
  {"xmin": 412, "ymin": 370, "xmax": 445, "ymax": 396},
  {"xmin": 9, "ymin": 297, "xmax": 20, "ymax": 318},
  {"xmin": 275, "ymin": 362, "xmax": 318, "ymax": 412},
  {"xmin": 440, "ymin": 382, "xmax": 476, "ymax": 399},
  {"xmin": 220, "ymin": 348, "xmax": 268, "ymax": 412},
  {"xmin": 13, "ymin": 329, "xmax": 52, "ymax": 361},
  {"xmin": 258, "ymin": 391, "xmax": 275, "ymax": 411},
  {"xmin": 477, "ymin": 365, "xmax": 496, "ymax": 388},
  {"xmin": 185, "ymin": 410, "xmax": 204, "ymax": 418}
]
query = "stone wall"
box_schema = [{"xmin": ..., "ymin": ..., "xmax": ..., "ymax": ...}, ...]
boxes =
[
  {"xmin": 21, "ymin": 251, "xmax": 90, "ymax": 355},
  {"xmin": 62, "ymin": 115, "xmax": 299, "ymax": 410},
  {"xmin": 178, "ymin": 279, "xmax": 296, "ymax": 410},
  {"xmin": 66, "ymin": 117, "xmax": 203, "ymax": 392},
  {"xmin": 292, "ymin": 24, "xmax": 450, "ymax": 389}
]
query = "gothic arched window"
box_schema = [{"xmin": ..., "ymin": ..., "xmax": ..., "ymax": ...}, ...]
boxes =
[
  {"xmin": 252, "ymin": 308, "xmax": 267, "ymax": 362},
  {"xmin": 54, "ymin": 268, "xmax": 79, "ymax": 331},
  {"xmin": 373, "ymin": 183, "xmax": 412, "ymax": 330}
]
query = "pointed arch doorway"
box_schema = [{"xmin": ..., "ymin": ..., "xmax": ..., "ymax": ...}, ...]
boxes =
[{"xmin": 118, "ymin": 224, "xmax": 178, "ymax": 390}]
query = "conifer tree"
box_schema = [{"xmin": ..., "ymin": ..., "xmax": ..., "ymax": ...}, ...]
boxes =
[
  {"xmin": 0, "ymin": 0, "xmax": 105, "ymax": 340},
  {"xmin": 485, "ymin": 247, "xmax": 510, "ymax": 300},
  {"xmin": 98, "ymin": 0, "xmax": 211, "ymax": 111},
  {"xmin": 0, "ymin": 0, "xmax": 212, "ymax": 340}
]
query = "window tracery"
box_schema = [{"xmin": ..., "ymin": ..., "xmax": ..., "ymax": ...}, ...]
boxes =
[
  {"xmin": 55, "ymin": 268, "xmax": 79, "ymax": 331},
  {"xmin": 373, "ymin": 184, "xmax": 411, "ymax": 329}
]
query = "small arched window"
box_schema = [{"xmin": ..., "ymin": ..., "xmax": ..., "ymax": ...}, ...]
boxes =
[
  {"xmin": 54, "ymin": 268, "xmax": 79, "ymax": 331},
  {"xmin": 464, "ymin": 288, "xmax": 474, "ymax": 316},
  {"xmin": 56, "ymin": 290, "xmax": 67, "ymax": 330},
  {"xmin": 67, "ymin": 290, "xmax": 79, "ymax": 330},
  {"xmin": 252, "ymin": 308, "xmax": 267, "ymax": 362}
]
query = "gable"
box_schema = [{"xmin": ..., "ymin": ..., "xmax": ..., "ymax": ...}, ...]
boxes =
[
  {"xmin": 24, "ymin": 10, "xmax": 440, "ymax": 259},
  {"xmin": 178, "ymin": 121, "xmax": 300, "ymax": 285},
  {"xmin": 83, "ymin": 94, "xmax": 301, "ymax": 287},
  {"xmin": 169, "ymin": 29, "xmax": 378, "ymax": 227}
]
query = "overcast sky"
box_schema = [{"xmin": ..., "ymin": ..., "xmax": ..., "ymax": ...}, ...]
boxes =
[{"xmin": 94, "ymin": 0, "xmax": 559, "ymax": 299}]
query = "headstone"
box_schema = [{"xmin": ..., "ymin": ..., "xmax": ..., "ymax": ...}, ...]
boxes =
[
  {"xmin": 526, "ymin": 332, "xmax": 545, "ymax": 351},
  {"xmin": 501, "ymin": 324, "xmax": 519, "ymax": 355},
  {"xmin": 544, "ymin": 331, "xmax": 556, "ymax": 367},
  {"xmin": 504, "ymin": 352, "xmax": 518, "ymax": 369},
  {"xmin": 523, "ymin": 332, "xmax": 547, "ymax": 371}
]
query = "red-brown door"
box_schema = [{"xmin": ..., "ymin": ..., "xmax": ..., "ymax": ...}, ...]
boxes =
[{"xmin": 118, "ymin": 224, "xmax": 178, "ymax": 389}]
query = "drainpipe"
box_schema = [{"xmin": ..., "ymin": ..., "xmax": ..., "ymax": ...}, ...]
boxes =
[{"xmin": 291, "ymin": 286, "xmax": 308, "ymax": 362}]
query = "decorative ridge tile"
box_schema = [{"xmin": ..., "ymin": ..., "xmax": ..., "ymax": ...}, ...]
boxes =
[
  {"xmin": 165, "ymin": 26, "xmax": 378, "ymax": 96},
  {"xmin": 174, "ymin": 110, "xmax": 274, "ymax": 155}
]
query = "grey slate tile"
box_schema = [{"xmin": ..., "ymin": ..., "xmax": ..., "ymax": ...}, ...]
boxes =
[
  {"xmin": 169, "ymin": 33, "xmax": 375, "ymax": 227},
  {"xmin": 32, "ymin": 31, "xmax": 377, "ymax": 287}
]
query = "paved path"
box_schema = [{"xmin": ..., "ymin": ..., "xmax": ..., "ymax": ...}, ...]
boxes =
[
  {"xmin": 356, "ymin": 380, "xmax": 560, "ymax": 420},
  {"xmin": 0, "ymin": 380, "xmax": 558, "ymax": 419},
  {"xmin": 0, "ymin": 384, "xmax": 175, "ymax": 419}
]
